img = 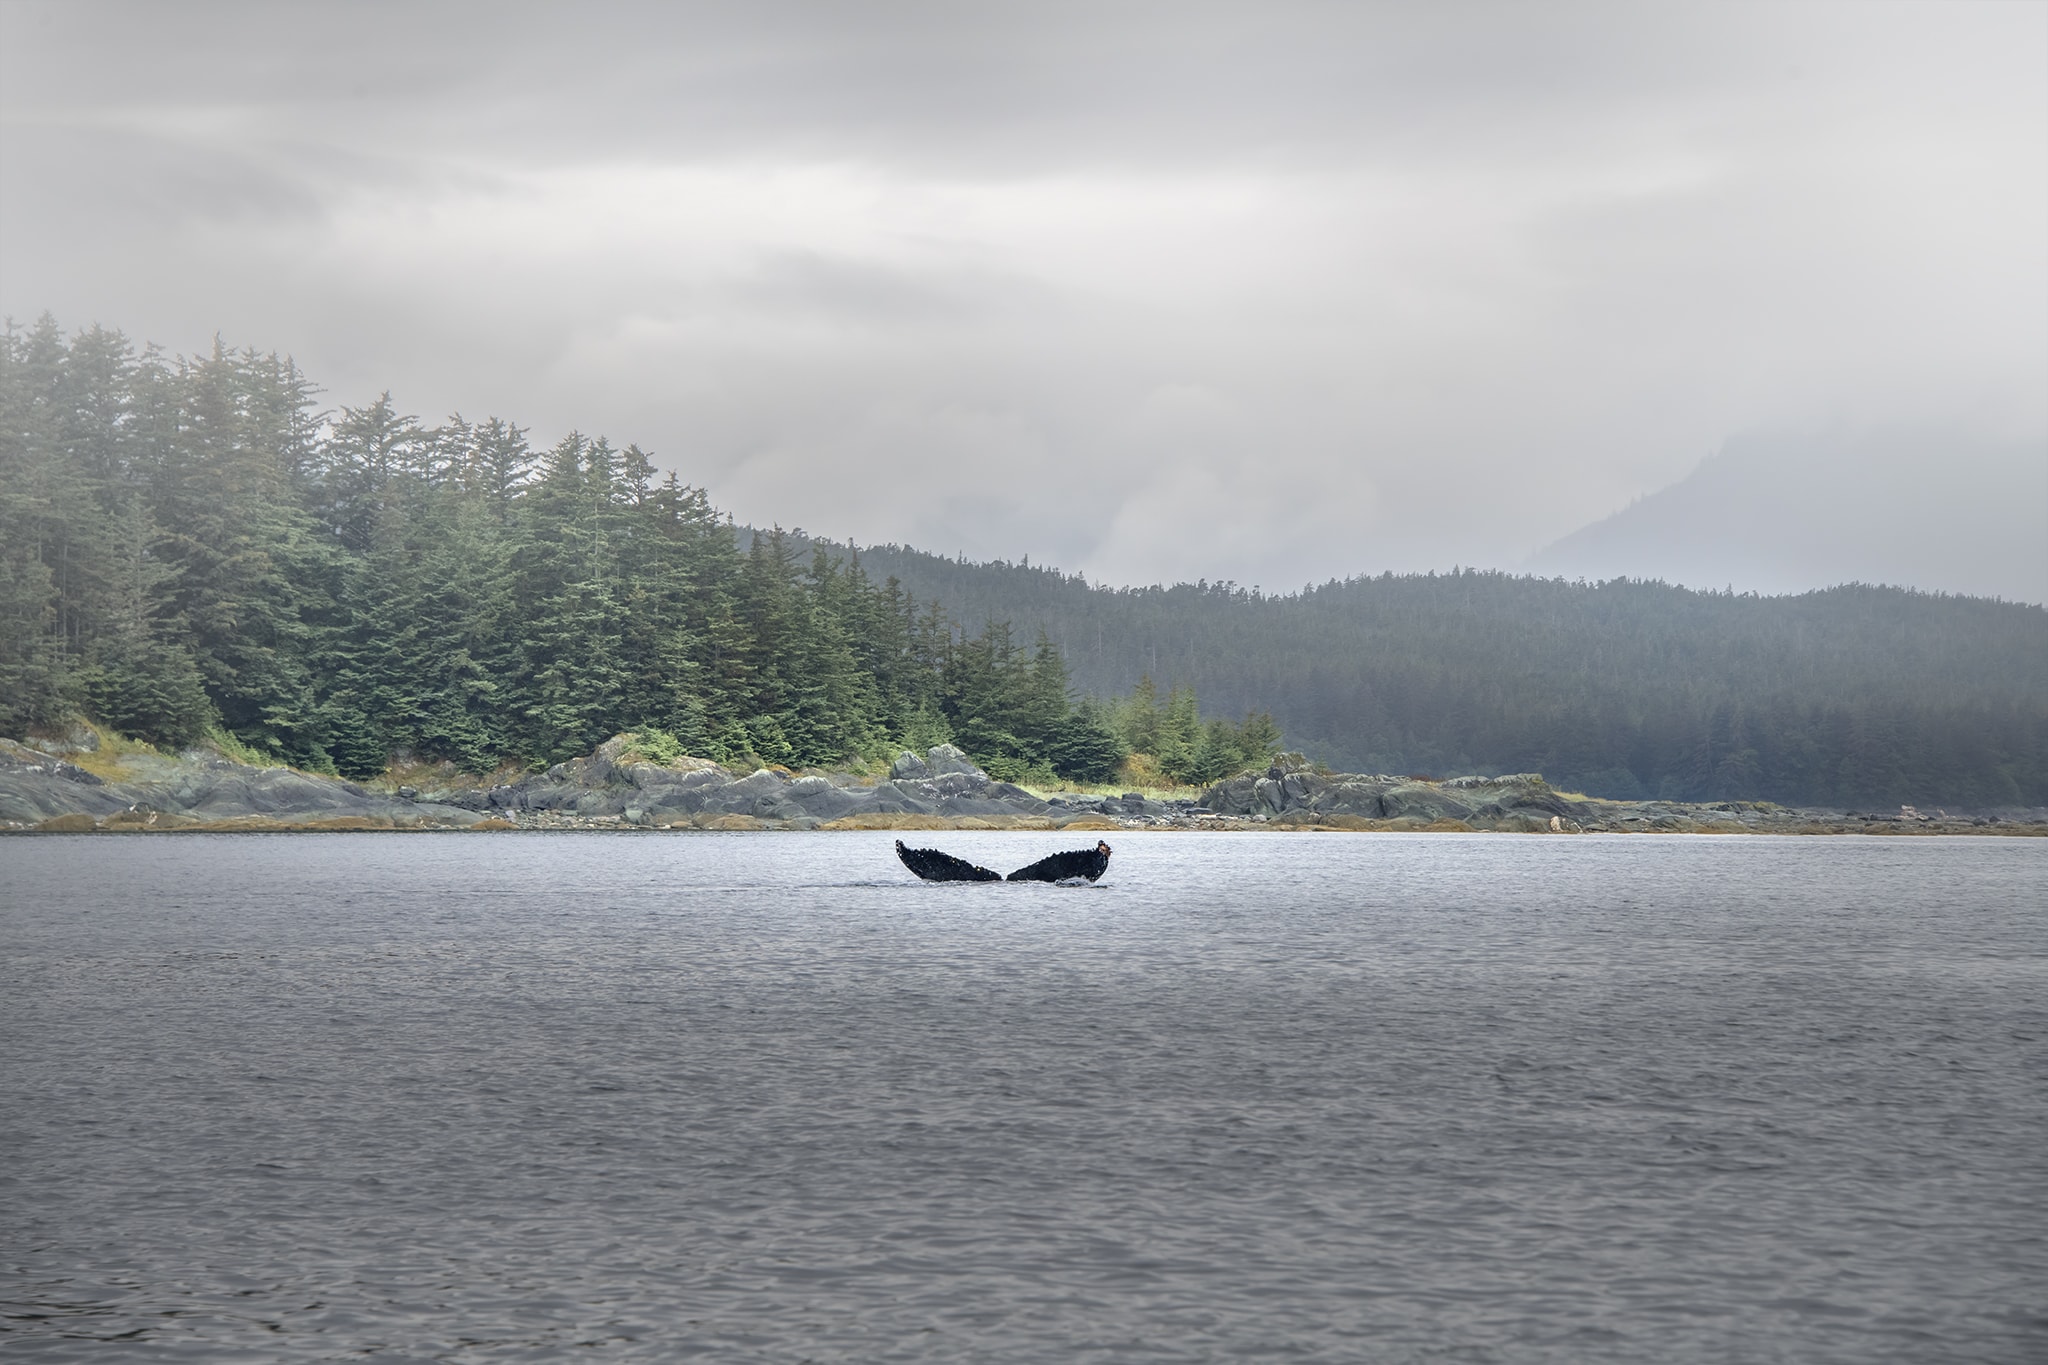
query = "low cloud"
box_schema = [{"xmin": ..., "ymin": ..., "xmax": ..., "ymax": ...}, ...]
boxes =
[{"xmin": 3, "ymin": 1, "xmax": 2042, "ymax": 594}]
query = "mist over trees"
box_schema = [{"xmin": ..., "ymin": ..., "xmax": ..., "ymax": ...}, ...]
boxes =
[{"xmin": 1, "ymin": 317, "xmax": 1286, "ymax": 784}]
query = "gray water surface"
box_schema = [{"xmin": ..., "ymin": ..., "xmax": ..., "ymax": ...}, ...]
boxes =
[{"xmin": 2, "ymin": 832, "xmax": 2043, "ymax": 1362}]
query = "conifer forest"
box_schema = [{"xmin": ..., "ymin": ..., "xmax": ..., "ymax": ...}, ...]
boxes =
[
  {"xmin": 0, "ymin": 319, "xmax": 1270, "ymax": 786},
  {"xmin": 3, "ymin": 318, "xmax": 2043, "ymax": 807}
]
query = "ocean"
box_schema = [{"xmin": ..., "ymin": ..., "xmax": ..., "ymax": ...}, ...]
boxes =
[{"xmin": 2, "ymin": 831, "xmax": 2042, "ymax": 1362}]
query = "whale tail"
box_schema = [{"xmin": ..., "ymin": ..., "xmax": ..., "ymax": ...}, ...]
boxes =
[
  {"xmin": 895, "ymin": 839, "xmax": 1113, "ymax": 883},
  {"xmin": 894, "ymin": 839, "xmax": 1002, "ymax": 882},
  {"xmin": 1005, "ymin": 841, "xmax": 1113, "ymax": 882}
]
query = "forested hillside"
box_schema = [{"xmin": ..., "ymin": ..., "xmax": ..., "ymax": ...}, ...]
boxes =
[
  {"xmin": 7, "ymin": 317, "xmax": 2042, "ymax": 809},
  {"xmin": 807, "ymin": 540, "xmax": 2048, "ymax": 809},
  {"xmin": 0, "ymin": 318, "xmax": 1221, "ymax": 784}
]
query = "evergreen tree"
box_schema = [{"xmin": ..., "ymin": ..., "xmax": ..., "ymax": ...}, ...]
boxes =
[
  {"xmin": 1156, "ymin": 686, "xmax": 1203, "ymax": 784},
  {"xmin": 1045, "ymin": 699, "xmax": 1126, "ymax": 782},
  {"xmin": 0, "ymin": 317, "xmax": 72, "ymax": 731}
]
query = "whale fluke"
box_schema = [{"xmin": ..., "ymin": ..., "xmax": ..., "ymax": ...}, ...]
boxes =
[
  {"xmin": 894, "ymin": 840, "xmax": 1002, "ymax": 882},
  {"xmin": 1005, "ymin": 841, "xmax": 1113, "ymax": 883},
  {"xmin": 895, "ymin": 839, "xmax": 1113, "ymax": 884}
]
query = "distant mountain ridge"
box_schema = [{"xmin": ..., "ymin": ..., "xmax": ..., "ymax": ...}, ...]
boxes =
[
  {"xmin": 795, "ymin": 532, "xmax": 2048, "ymax": 808},
  {"xmin": 1526, "ymin": 429, "xmax": 2047, "ymax": 604}
]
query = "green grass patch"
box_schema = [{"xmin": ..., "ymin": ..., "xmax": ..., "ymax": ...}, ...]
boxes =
[
  {"xmin": 201, "ymin": 725, "xmax": 278, "ymax": 768},
  {"xmin": 42, "ymin": 722, "xmax": 168, "ymax": 782}
]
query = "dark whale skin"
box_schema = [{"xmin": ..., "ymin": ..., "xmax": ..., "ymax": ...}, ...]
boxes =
[
  {"xmin": 1006, "ymin": 841, "xmax": 1113, "ymax": 883},
  {"xmin": 895, "ymin": 840, "xmax": 1002, "ymax": 882},
  {"xmin": 895, "ymin": 839, "xmax": 1114, "ymax": 883}
]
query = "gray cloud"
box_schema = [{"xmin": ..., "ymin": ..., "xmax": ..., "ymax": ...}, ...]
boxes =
[{"xmin": 3, "ymin": 1, "xmax": 2043, "ymax": 595}]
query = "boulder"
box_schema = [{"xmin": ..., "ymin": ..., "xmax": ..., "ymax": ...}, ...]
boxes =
[
  {"xmin": 1281, "ymin": 771, "xmax": 1328, "ymax": 805},
  {"xmin": 732, "ymin": 768, "xmax": 786, "ymax": 794},
  {"xmin": 624, "ymin": 756, "xmax": 723, "ymax": 790},
  {"xmin": 1198, "ymin": 771, "xmax": 1264, "ymax": 815},
  {"xmin": 924, "ymin": 744, "xmax": 984, "ymax": 778}
]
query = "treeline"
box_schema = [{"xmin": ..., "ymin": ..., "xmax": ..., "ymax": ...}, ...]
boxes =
[
  {"xmin": 808, "ymin": 539, "xmax": 2048, "ymax": 809},
  {"xmin": 1098, "ymin": 677, "xmax": 1283, "ymax": 788},
  {"xmin": 17, "ymin": 316, "xmax": 2036, "ymax": 809},
  {"xmin": 0, "ymin": 318, "xmax": 1278, "ymax": 784}
]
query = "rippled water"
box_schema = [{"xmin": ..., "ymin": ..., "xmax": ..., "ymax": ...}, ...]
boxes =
[{"xmin": 2, "ymin": 831, "xmax": 2043, "ymax": 1362}]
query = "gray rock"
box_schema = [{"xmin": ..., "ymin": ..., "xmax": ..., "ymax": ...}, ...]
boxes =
[
  {"xmin": 412, "ymin": 803, "xmax": 485, "ymax": 826},
  {"xmin": 1371, "ymin": 784, "xmax": 1474, "ymax": 823},
  {"xmin": 646, "ymin": 788, "xmax": 709, "ymax": 816},
  {"xmin": 939, "ymin": 794, "xmax": 1032, "ymax": 817},
  {"xmin": 931, "ymin": 771, "xmax": 985, "ymax": 797},
  {"xmin": 890, "ymin": 750, "xmax": 930, "ymax": 781},
  {"xmin": 1313, "ymin": 780, "xmax": 1389, "ymax": 817},
  {"xmin": 783, "ymin": 779, "xmax": 861, "ymax": 819},
  {"xmin": 625, "ymin": 755, "xmax": 724, "ymax": 790},
  {"xmin": 30, "ymin": 724, "xmax": 100, "ymax": 755},
  {"xmin": 924, "ymin": 744, "xmax": 983, "ymax": 778},
  {"xmin": 1281, "ymin": 771, "xmax": 1327, "ymax": 804},
  {"xmin": 865, "ymin": 782, "xmax": 934, "ymax": 815},
  {"xmin": 729, "ymin": 769, "xmax": 787, "ymax": 800},
  {"xmin": 0, "ymin": 735, "xmax": 490, "ymax": 829}
]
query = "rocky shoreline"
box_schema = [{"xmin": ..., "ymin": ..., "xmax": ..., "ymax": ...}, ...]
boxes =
[
  {"xmin": 1194, "ymin": 763, "xmax": 2041, "ymax": 834},
  {"xmin": 2, "ymin": 730, "xmax": 2040, "ymax": 836}
]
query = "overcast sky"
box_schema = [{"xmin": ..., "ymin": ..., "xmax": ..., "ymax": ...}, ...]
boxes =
[{"xmin": 3, "ymin": 1, "xmax": 2043, "ymax": 592}]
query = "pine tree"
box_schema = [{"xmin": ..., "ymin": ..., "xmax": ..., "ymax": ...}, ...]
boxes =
[{"xmin": 0, "ymin": 316, "xmax": 73, "ymax": 731}]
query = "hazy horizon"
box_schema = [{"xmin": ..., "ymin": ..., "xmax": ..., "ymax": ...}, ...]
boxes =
[
  {"xmin": 4, "ymin": 1, "xmax": 2043, "ymax": 597},
  {"xmin": 1526, "ymin": 428, "xmax": 2048, "ymax": 605}
]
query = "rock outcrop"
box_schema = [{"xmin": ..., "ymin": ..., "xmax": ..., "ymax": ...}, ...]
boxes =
[
  {"xmin": 1202, "ymin": 761, "xmax": 1575, "ymax": 830},
  {"xmin": 0, "ymin": 736, "xmax": 487, "ymax": 832},
  {"xmin": 6, "ymin": 728, "xmax": 2038, "ymax": 835},
  {"xmin": 0, "ymin": 733, "xmax": 1073, "ymax": 834},
  {"xmin": 434, "ymin": 741, "xmax": 1067, "ymax": 830},
  {"xmin": 1198, "ymin": 758, "xmax": 2044, "ymax": 834}
]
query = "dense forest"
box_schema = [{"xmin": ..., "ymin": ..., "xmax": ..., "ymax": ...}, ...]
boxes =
[
  {"xmin": 0, "ymin": 318, "xmax": 1283, "ymax": 786},
  {"xmin": 789, "ymin": 539, "xmax": 2048, "ymax": 810},
  {"xmin": 6, "ymin": 317, "xmax": 2042, "ymax": 808}
]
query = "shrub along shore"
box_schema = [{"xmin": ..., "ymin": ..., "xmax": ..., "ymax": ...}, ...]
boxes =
[{"xmin": 5, "ymin": 725, "xmax": 2039, "ymax": 837}]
